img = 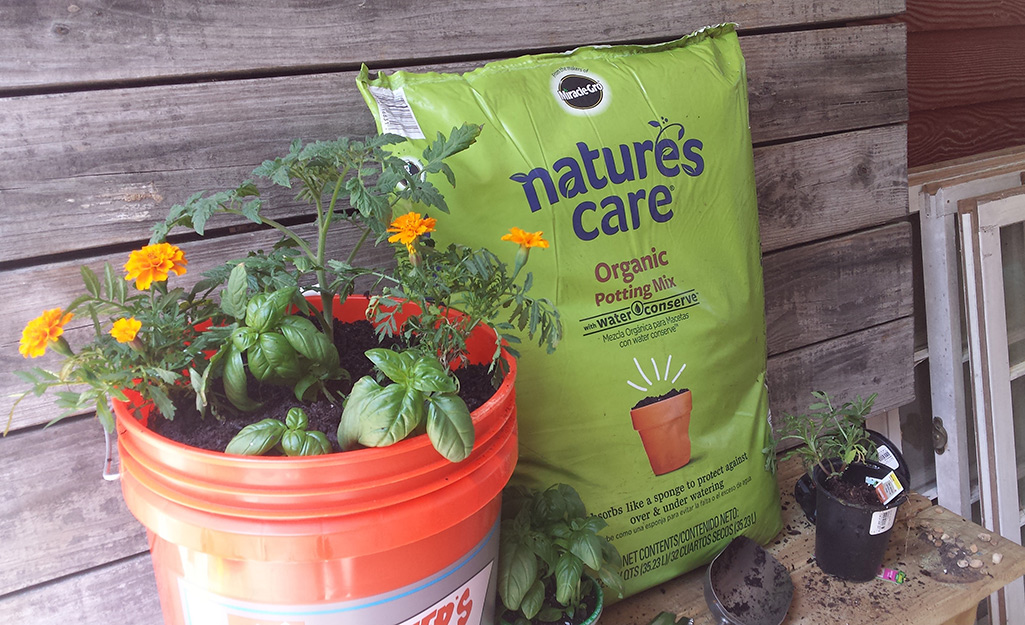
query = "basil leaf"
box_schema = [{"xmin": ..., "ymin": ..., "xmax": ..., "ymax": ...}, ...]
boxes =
[
  {"xmin": 280, "ymin": 315, "xmax": 340, "ymax": 369},
  {"xmin": 554, "ymin": 552, "xmax": 584, "ymax": 606},
  {"xmin": 357, "ymin": 386, "xmax": 421, "ymax": 448},
  {"xmin": 338, "ymin": 377, "xmax": 398, "ymax": 450},
  {"xmin": 245, "ymin": 288, "xmax": 291, "ymax": 332},
  {"xmin": 221, "ymin": 262, "xmax": 249, "ymax": 319},
  {"xmin": 568, "ymin": 530, "xmax": 603, "ymax": 571},
  {"xmin": 410, "ymin": 356, "xmax": 457, "ymax": 393},
  {"xmin": 231, "ymin": 326, "xmax": 259, "ymax": 352},
  {"xmin": 426, "ymin": 394, "xmax": 474, "ymax": 462},
  {"xmin": 497, "ymin": 540, "xmax": 537, "ymax": 611},
  {"xmin": 249, "ymin": 333, "xmax": 300, "ymax": 381},
  {"xmin": 364, "ymin": 347, "xmax": 410, "ymax": 384},
  {"xmin": 226, "ymin": 418, "xmax": 285, "ymax": 455},
  {"xmin": 223, "ymin": 345, "xmax": 261, "ymax": 411},
  {"xmin": 284, "ymin": 407, "xmax": 308, "ymax": 430},
  {"xmin": 305, "ymin": 430, "xmax": 332, "ymax": 455},
  {"xmin": 520, "ymin": 579, "xmax": 545, "ymax": 620}
]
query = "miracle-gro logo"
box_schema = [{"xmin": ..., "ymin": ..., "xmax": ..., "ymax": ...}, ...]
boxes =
[
  {"xmin": 509, "ymin": 118, "xmax": 704, "ymax": 242},
  {"xmin": 558, "ymin": 74, "xmax": 604, "ymax": 109}
]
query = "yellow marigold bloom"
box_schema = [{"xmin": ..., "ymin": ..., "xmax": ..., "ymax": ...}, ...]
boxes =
[
  {"xmin": 387, "ymin": 212, "xmax": 437, "ymax": 253},
  {"xmin": 502, "ymin": 227, "xmax": 549, "ymax": 249},
  {"xmin": 124, "ymin": 243, "xmax": 188, "ymax": 290},
  {"xmin": 110, "ymin": 317, "xmax": 142, "ymax": 343},
  {"xmin": 19, "ymin": 308, "xmax": 74, "ymax": 358}
]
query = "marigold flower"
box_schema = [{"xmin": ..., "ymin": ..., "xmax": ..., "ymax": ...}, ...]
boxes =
[
  {"xmin": 19, "ymin": 308, "xmax": 74, "ymax": 358},
  {"xmin": 110, "ymin": 317, "xmax": 142, "ymax": 343},
  {"xmin": 387, "ymin": 212, "xmax": 436, "ymax": 253},
  {"xmin": 502, "ymin": 227, "xmax": 549, "ymax": 249},
  {"xmin": 124, "ymin": 243, "xmax": 188, "ymax": 290}
]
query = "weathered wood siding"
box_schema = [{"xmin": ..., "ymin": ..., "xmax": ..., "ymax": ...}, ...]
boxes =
[
  {"xmin": 0, "ymin": 1, "xmax": 910, "ymax": 623},
  {"xmin": 899, "ymin": 0, "xmax": 1025, "ymax": 166}
]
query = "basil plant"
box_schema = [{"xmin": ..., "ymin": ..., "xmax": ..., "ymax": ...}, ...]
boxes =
[
  {"xmin": 226, "ymin": 407, "xmax": 332, "ymax": 456},
  {"xmin": 338, "ymin": 348, "xmax": 473, "ymax": 462},
  {"xmin": 498, "ymin": 483, "xmax": 624, "ymax": 625},
  {"xmin": 196, "ymin": 264, "xmax": 345, "ymax": 415}
]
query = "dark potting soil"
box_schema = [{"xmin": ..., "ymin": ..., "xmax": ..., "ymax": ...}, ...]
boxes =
[
  {"xmin": 149, "ymin": 319, "xmax": 500, "ymax": 453},
  {"xmin": 822, "ymin": 475, "xmax": 884, "ymax": 507},
  {"xmin": 632, "ymin": 387, "xmax": 689, "ymax": 410}
]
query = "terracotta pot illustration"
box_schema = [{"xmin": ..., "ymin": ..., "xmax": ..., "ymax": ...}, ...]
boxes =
[{"xmin": 630, "ymin": 389, "xmax": 692, "ymax": 475}]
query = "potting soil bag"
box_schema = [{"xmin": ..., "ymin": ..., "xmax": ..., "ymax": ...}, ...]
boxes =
[{"xmin": 357, "ymin": 24, "xmax": 782, "ymax": 598}]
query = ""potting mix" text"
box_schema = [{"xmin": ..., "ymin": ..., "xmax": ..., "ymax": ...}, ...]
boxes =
[{"xmin": 509, "ymin": 120, "xmax": 704, "ymax": 242}]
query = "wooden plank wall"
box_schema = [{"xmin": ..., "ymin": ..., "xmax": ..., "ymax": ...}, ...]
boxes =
[
  {"xmin": 0, "ymin": 2, "xmax": 909, "ymax": 623},
  {"xmin": 899, "ymin": 0, "xmax": 1025, "ymax": 167}
]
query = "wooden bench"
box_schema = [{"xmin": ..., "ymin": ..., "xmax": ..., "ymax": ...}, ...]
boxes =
[{"xmin": 604, "ymin": 457, "xmax": 1025, "ymax": 625}]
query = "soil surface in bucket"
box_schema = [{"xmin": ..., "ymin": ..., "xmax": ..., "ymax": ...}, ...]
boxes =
[{"xmin": 150, "ymin": 318, "xmax": 499, "ymax": 452}]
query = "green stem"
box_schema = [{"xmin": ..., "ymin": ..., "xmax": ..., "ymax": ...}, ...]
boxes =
[
  {"xmin": 346, "ymin": 227, "xmax": 372, "ymax": 265},
  {"xmin": 316, "ymin": 170, "xmax": 350, "ymax": 343},
  {"xmin": 224, "ymin": 209, "xmax": 316, "ymax": 261}
]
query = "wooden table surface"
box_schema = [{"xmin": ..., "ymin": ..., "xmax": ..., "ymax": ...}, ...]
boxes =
[{"xmin": 602, "ymin": 457, "xmax": 1025, "ymax": 625}]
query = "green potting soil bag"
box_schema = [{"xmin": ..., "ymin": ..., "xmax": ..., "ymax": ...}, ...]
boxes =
[{"xmin": 358, "ymin": 24, "xmax": 782, "ymax": 598}]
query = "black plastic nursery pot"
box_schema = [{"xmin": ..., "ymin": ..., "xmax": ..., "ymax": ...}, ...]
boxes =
[
  {"xmin": 793, "ymin": 429, "xmax": 909, "ymax": 523},
  {"xmin": 813, "ymin": 459, "xmax": 907, "ymax": 581}
]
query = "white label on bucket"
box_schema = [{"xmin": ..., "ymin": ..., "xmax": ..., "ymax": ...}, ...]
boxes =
[
  {"xmin": 869, "ymin": 507, "xmax": 898, "ymax": 536},
  {"xmin": 368, "ymin": 86, "xmax": 425, "ymax": 139},
  {"xmin": 174, "ymin": 521, "xmax": 498, "ymax": 625},
  {"xmin": 396, "ymin": 563, "xmax": 491, "ymax": 625},
  {"xmin": 178, "ymin": 562, "xmax": 492, "ymax": 625}
]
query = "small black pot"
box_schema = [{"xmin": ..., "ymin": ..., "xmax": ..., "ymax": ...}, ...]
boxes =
[
  {"xmin": 813, "ymin": 459, "xmax": 907, "ymax": 581},
  {"xmin": 793, "ymin": 429, "xmax": 909, "ymax": 523}
]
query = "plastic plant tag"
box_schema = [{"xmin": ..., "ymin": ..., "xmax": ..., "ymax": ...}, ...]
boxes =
[
  {"xmin": 865, "ymin": 470, "xmax": 904, "ymax": 505},
  {"xmin": 876, "ymin": 444, "xmax": 899, "ymax": 471},
  {"xmin": 876, "ymin": 567, "xmax": 907, "ymax": 584},
  {"xmin": 869, "ymin": 508, "xmax": 898, "ymax": 536}
]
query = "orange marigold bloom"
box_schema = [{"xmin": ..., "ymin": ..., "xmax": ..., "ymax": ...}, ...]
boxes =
[
  {"xmin": 502, "ymin": 227, "xmax": 549, "ymax": 249},
  {"xmin": 387, "ymin": 212, "xmax": 437, "ymax": 253},
  {"xmin": 19, "ymin": 308, "xmax": 74, "ymax": 358},
  {"xmin": 124, "ymin": 243, "xmax": 188, "ymax": 290},
  {"xmin": 110, "ymin": 317, "xmax": 142, "ymax": 343}
]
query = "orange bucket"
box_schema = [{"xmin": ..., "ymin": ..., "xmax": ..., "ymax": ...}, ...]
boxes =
[{"xmin": 115, "ymin": 296, "xmax": 517, "ymax": 625}]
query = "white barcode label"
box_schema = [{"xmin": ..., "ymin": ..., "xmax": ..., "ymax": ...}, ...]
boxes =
[
  {"xmin": 368, "ymin": 86, "xmax": 425, "ymax": 139},
  {"xmin": 867, "ymin": 470, "xmax": 904, "ymax": 505},
  {"xmin": 876, "ymin": 444, "xmax": 899, "ymax": 470},
  {"xmin": 870, "ymin": 507, "xmax": 898, "ymax": 535}
]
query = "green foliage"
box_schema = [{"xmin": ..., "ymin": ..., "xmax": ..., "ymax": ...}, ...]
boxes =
[
  {"xmin": 12, "ymin": 122, "xmax": 562, "ymax": 466},
  {"xmin": 225, "ymin": 407, "xmax": 332, "ymax": 456},
  {"xmin": 768, "ymin": 390, "xmax": 878, "ymax": 477},
  {"xmin": 204, "ymin": 265, "xmax": 345, "ymax": 414},
  {"xmin": 497, "ymin": 484, "xmax": 624, "ymax": 625},
  {"xmin": 147, "ymin": 124, "xmax": 486, "ymax": 428},
  {"xmin": 337, "ymin": 348, "xmax": 473, "ymax": 462},
  {"xmin": 152, "ymin": 124, "xmax": 482, "ymax": 346},
  {"xmin": 372, "ymin": 240, "xmax": 562, "ymax": 379},
  {"xmin": 8, "ymin": 262, "xmax": 221, "ymax": 433}
]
